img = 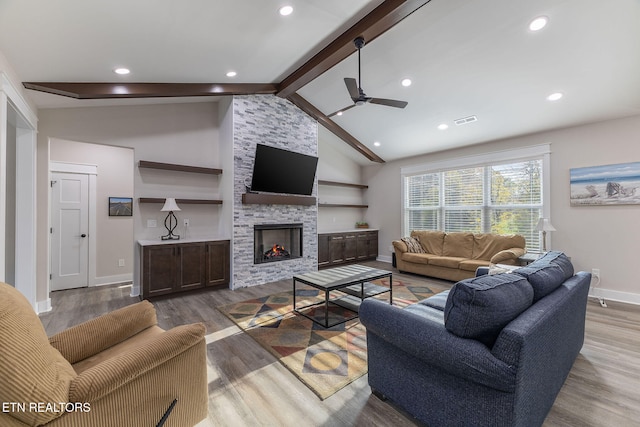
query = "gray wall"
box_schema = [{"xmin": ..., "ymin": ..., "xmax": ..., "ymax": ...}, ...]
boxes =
[{"xmin": 364, "ymin": 114, "xmax": 640, "ymax": 303}]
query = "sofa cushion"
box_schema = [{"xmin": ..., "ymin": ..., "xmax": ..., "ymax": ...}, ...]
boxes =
[
  {"xmin": 402, "ymin": 252, "xmax": 438, "ymax": 265},
  {"xmin": 428, "ymin": 256, "xmax": 466, "ymax": 269},
  {"xmin": 459, "ymin": 259, "xmax": 490, "ymax": 272},
  {"xmin": 444, "ymin": 274, "xmax": 534, "ymax": 347},
  {"xmin": 513, "ymin": 251, "xmax": 574, "ymax": 302},
  {"xmin": 0, "ymin": 283, "xmax": 77, "ymax": 425},
  {"xmin": 443, "ymin": 232, "xmax": 474, "ymax": 258},
  {"xmin": 401, "ymin": 236, "xmax": 425, "ymax": 253},
  {"xmin": 472, "ymin": 233, "xmax": 526, "ymax": 261},
  {"xmin": 411, "ymin": 230, "xmax": 445, "ymax": 255},
  {"xmin": 419, "ymin": 290, "xmax": 450, "ymax": 311}
]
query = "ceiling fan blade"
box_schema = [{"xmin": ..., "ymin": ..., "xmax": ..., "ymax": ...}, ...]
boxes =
[
  {"xmin": 327, "ymin": 104, "xmax": 356, "ymax": 118},
  {"xmin": 344, "ymin": 78, "xmax": 360, "ymax": 100},
  {"xmin": 369, "ymin": 98, "xmax": 408, "ymax": 109}
]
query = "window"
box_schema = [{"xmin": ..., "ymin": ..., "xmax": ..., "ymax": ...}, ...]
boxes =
[{"xmin": 403, "ymin": 146, "xmax": 549, "ymax": 252}]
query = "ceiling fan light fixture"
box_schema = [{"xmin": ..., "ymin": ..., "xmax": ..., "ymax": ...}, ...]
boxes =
[
  {"xmin": 279, "ymin": 5, "xmax": 293, "ymax": 16},
  {"xmin": 529, "ymin": 16, "xmax": 548, "ymax": 32}
]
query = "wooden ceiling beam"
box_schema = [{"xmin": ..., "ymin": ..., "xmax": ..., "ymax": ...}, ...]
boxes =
[
  {"xmin": 287, "ymin": 93, "xmax": 385, "ymax": 163},
  {"xmin": 22, "ymin": 82, "xmax": 278, "ymax": 99},
  {"xmin": 276, "ymin": 0, "xmax": 431, "ymax": 98}
]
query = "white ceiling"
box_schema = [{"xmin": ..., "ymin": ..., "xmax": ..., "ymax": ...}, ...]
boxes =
[{"xmin": 2, "ymin": 0, "xmax": 640, "ymax": 164}]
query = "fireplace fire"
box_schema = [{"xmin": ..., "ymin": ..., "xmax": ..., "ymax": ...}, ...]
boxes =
[
  {"xmin": 254, "ymin": 224, "xmax": 302, "ymax": 264},
  {"xmin": 264, "ymin": 244, "xmax": 290, "ymax": 260}
]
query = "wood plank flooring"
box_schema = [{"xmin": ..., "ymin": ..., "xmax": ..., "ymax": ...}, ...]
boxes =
[{"xmin": 39, "ymin": 261, "xmax": 640, "ymax": 427}]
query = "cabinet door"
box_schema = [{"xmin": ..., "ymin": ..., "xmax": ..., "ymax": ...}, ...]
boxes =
[
  {"xmin": 356, "ymin": 233, "xmax": 369, "ymax": 260},
  {"xmin": 344, "ymin": 234, "xmax": 357, "ymax": 261},
  {"xmin": 177, "ymin": 242, "xmax": 206, "ymax": 291},
  {"xmin": 329, "ymin": 235, "xmax": 345, "ymax": 264},
  {"xmin": 205, "ymin": 240, "xmax": 230, "ymax": 288},
  {"xmin": 142, "ymin": 245, "xmax": 177, "ymax": 298},
  {"xmin": 367, "ymin": 231, "xmax": 379, "ymax": 259},
  {"xmin": 318, "ymin": 234, "xmax": 331, "ymax": 267}
]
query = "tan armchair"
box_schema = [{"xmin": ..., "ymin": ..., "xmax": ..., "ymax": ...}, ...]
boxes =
[{"xmin": 0, "ymin": 282, "xmax": 207, "ymax": 427}]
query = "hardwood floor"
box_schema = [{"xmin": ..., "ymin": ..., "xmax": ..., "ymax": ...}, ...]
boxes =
[{"xmin": 39, "ymin": 261, "xmax": 640, "ymax": 427}]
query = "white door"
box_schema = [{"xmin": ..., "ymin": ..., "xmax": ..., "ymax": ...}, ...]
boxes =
[{"xmin": 51, "ymin": 172, "xmax": 89, "ymax": 291}]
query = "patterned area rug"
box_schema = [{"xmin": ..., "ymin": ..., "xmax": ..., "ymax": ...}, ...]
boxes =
[{"xmin": 217, "ymin": 278, "xmax": 437, "ymax": 400}]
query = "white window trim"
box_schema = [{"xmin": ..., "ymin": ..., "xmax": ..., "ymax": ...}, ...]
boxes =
[{"xmin": 401, "ymin": 144, "xmax": 552, "ymax": 243}]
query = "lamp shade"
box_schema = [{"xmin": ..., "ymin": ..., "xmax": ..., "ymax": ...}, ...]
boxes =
[
  {"xmin": 535, "ymin": 218, "xmax": 556, "ymax": 232},
  {"xmin": 161, "ymin": 198, "xmax": 181, "ymax": 212}
]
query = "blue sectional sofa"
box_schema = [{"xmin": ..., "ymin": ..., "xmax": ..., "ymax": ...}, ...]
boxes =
[{"xmin": 360, "ymin": 251, "xmax": 591, "ymax": 427}]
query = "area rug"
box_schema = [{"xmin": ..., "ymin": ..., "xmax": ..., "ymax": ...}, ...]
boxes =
[{"xmin": 217, "ymin": 278, "xmax": 437, "ymax": 400}]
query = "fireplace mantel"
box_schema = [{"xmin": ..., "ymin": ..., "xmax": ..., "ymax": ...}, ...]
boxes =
[{"xmin": 242, "ymin": 193, "xmax": 316, "ymax": 206}]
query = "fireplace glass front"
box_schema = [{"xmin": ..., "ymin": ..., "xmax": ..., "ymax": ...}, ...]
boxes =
[{"xmin": 254, "ymin": 223, "xmax": 303, "ymax": 264}]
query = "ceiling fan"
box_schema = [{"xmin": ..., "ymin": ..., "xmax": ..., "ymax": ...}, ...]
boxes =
[{"xmin": 328, "ymin": 36, "xmax": 408, "ymax": 118}]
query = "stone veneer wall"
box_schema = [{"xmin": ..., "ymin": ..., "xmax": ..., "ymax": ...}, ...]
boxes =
[{"xmin": 232, "ymin": 95, "xmax": 318, "ymax": 288}]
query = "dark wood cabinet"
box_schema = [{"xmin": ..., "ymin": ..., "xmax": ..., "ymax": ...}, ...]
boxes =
[
  {"xmin": 319, "ymin": 230, "xmax": 378, "ymax": 268},
  {"xmin": 205, "ymin": 240, "xmax": 230, "ymax": 287},
  {"xmin": 318, "ymin": 234, "xmax": 331, "ymax": 267},
  {"xmin": 141, "ymin": 239, "xmax": 230, "ymax": 298}
]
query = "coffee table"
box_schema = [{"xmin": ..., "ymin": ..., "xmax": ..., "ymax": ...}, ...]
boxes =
[{"xmin": 293, "ymin": 264, "xmax": 392, "ymax": 328}]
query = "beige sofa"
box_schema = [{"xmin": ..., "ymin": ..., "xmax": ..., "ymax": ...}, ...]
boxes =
[{"xmin": 393, "ymin": 230, "xmax": 526, "ymax": 282}]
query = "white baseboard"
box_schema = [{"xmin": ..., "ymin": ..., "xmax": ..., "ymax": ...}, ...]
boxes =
[
  {"xmin": 36, "ymin": 298, "xmax": 52, "ymax": 314},
  {"xmin": 90, "ymin": 273, "xmax": 133, "ymax": 287},
  {"xmin": 589, "ymin": 288, "xmax": 640, "ymax": 306},
  {"xmin": 377, "ymin": 255, "xmax": 393, "ymax": 264}
]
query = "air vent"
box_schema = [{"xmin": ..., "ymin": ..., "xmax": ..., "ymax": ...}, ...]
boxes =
[{"xmin": 454, "ymin": 115, "xmax": 477, "ymax": 126}]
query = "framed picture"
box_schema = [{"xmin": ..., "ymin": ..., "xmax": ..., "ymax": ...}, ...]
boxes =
[
  {"xmin": 109, "ymin": 197, "xmax": 133, "ymax": 216},
  {"xmin": 570, "ymin": 162, "xmax": 640, "ymax": 206}
]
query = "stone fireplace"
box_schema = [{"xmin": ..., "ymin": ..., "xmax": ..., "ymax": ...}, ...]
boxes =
[
  {"xmin": 254, "ymin": 223, "xmax": 303, "ymax": 264},
  {"xmin": 231, "ymin": 95, "xmax": 318, "ymax": 289}
]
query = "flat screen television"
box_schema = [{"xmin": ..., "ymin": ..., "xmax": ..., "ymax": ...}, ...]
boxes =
[{"xmin": 250, "ymin": 144, "xmax": 318, "ymax": 196}]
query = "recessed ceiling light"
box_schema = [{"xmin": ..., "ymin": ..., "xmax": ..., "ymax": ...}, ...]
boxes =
[
  {"xmin": 373, "ymin": 141, "xmax": 381, "ymax": 147},
  {"xmin": 547, "ymin": 92, "xmax": 563, "ymax": 101},
  {"xmin": 401, "ymin": 78, "xmax": 412, "ymax": 87},
  {"xmin": 437, "ymin": 123, "xmax": 449, "ymax": 130},
  {"xmin": 114, "ymin": 68, "xmax": 130, "ymax": 75},
  {"xmin": 336, "ymin": 111, "xmax": 343, "ymax": 116},
  {"xmin": 529, "ymin": 16, "xmax": 548, "ymax": 31},
  {"xmin": 226, "ymin": 71, "xmax": 237, "ymax": 77},
  {"xmin": 279, "ymin": 5, "xmax": 293, "ymax": 16}
]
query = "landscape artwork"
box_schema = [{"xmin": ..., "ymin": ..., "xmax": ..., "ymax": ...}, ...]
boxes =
[
  {"xmin": 109, "ymin": 197, "xmax": 133, "ymax": 216},
  {"xmin": 570, "ymin": 162, "xmax": 640, "ymax": 206}
]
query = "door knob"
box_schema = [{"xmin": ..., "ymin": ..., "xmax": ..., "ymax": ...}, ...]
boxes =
[{"xmin": 81, "ymin": 234, "xmax": 87, "ymax": 238}]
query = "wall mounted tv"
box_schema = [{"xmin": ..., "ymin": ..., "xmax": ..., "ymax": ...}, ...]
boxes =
[{"xmin": 250, "ymin": 144, "xmax": 318, "ymax": 196}]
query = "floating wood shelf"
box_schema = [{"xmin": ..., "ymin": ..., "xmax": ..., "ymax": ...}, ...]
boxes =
[
  {"xmin": 319, "ymin": 203, "xmax": 369, "ymax": 208},
  {"xmin": 138, "ymin": 160, "xmax": 222, "ymax": 175},
  {"xmin": 139, "ymin": 198, "xmax": 222, "ymax": 205},
  {"xmin": 318, "ymin": 180, "xmax": 368, "ymax": 189},
  {"xmin": 242, "ymin": 193, "xmax": 316, "ymax": 206}
]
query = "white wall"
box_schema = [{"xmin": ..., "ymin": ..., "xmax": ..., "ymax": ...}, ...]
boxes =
[
  {"xmin": 317, "ymin": 130, "xmax": 367, "ymax": 232},
  {"xmin": 37, "ymin": 101, "xmax": 223, "ymax": 299},
  {"xmin": 364, "ymin": 114, "xmax": 640, "ymax": 304},
  {"xmin": 50, "ymin": 139, "xmax": 134, "ymax": 283}
]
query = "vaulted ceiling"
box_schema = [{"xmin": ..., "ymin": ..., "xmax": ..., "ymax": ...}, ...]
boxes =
[{"xmin": 1, "ymin": 0, "xmax": 639, "ymax": 164}]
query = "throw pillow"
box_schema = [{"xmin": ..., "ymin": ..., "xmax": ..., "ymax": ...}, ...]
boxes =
[
  {"xmin": 401, "ymin": 236, "xmax": 425, "ymax": 253},
  {"xmin": 444, "ymin": 274, "xmax": 534, "ymax": 347}
]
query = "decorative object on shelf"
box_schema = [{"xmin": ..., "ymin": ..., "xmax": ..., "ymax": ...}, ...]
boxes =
[
  {"xmin": 108, "ymin": 197, "xmax": 133, "ymax": 216},
  {"xmin": 161, "ymin": 198, "xmax": 181, "ymax": 240},
  {"xmin": 536, "ymin": 218, "xmax": 556, "ymax": 252},
  {"xmin": 356, "ymin": 221, "xmax": 369, "ymax": 229},
  {"xmin": 570, "ymin": 161, "xmax": 640, "ymax": 206}
]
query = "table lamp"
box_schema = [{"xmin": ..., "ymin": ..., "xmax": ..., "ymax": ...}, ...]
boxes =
[
  {"xmin": 535, "ymin": 218, "xmax": 556, "ymax": 252},
  {"xmin": 161, "ymin": 198, "xmax": 181, "ymax": 240}
]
